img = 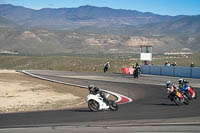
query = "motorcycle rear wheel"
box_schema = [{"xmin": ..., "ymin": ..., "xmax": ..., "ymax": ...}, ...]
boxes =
[
  {"xmin": 88, "ymin": 100, "xmax": 99, "ymax": 112},
  {"xmin": 194, "ymin": 93, "xmax": 197, "ymax": 99},
  {"xmin": 183, "ymin": 97, "xmax": 190, "ymax": 105},
  {"xmin": 109, "ymin": 100, "xmax": 118, "ymax": 111},
  {"xmin": 185, "ymin": 91, "xmax": 192, "ymax": 100}
]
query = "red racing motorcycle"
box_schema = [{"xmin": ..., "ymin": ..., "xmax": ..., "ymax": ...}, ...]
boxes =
[{"xmin": 166, "ymin": 81, "xmax": 189, "ymax": 106}]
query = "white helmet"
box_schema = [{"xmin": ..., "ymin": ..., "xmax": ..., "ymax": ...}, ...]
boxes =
[
  {"xmin": 166, "ymin": 81, "xmax": 172, "ymax": 87},
  {"xmin": 88, "ymin": 84, "xmax": 94, "ymax": 90},
  {"xmin": 179, "ymin": 78, "xmax": 184, "ymax": 84}
]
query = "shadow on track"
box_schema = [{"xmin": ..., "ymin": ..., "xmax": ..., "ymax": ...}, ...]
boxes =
[
  {"xmin": 73, "ymin": 109, "xmax": 91, "ymax": 112},
  {"xmin": 152, "ymin": 103, "xmax": 178, "ymax": 106}
]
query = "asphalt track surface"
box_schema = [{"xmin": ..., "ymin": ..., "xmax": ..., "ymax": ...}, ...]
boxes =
[{"xmin": 0, "ymin": 70, "xmax": 200, "ymax": 130}]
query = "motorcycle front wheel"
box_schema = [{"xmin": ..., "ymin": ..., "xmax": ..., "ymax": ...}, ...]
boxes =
[
  {"xmin": 108, "ymin": 100, "xmax": 118, "ymax": 111},
  {"xmin": 173, "ymin": 96, "xmax": 181, "ymax": 106},
  {"xmin": 88, "ymin": 100, "xmax": 99, "ymax": 112}
]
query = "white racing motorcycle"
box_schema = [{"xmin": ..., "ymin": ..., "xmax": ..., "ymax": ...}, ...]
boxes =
[{"xmin": 87, "ymin": 93, "xmax": 118, "ymax": 112}]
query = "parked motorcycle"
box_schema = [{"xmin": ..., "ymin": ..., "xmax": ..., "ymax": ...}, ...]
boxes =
[{"xmin": 87, "ymin": 93, "xmax": 118, "ymax": 112}]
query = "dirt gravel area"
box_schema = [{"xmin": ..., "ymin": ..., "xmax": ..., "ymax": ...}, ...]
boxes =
[{"xmin": 0, "ymin": 70, "xmax": 88, "ymax": 113}]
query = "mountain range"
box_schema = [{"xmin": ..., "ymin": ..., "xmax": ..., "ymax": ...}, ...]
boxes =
[{"xmin": 0, "ymin": 4, "xmax": 200, "ymax": 55}]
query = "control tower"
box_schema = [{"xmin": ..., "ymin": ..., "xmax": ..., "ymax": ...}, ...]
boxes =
[{"xmin": 140, "ymin": 45, "xmax": 152, "ymax": 65}]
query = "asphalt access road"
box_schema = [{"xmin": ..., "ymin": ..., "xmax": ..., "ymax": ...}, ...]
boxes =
[{"xmin": 0, "ymin": 70, "xmax": 200, "ymax": 129}]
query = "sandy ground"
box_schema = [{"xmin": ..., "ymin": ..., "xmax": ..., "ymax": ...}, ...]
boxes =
[{"xmin": 0, "ymin": 70, "xmax": 88, "ymax": 113}]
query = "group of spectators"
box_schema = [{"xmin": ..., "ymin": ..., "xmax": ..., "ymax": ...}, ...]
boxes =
[
  {"xmin": 164, "ymin": 61, "xmax": 177, "ymax": 66},
  {"xmin": 164, "ymin": 61, "xmax": 195, "ymax": 67}
]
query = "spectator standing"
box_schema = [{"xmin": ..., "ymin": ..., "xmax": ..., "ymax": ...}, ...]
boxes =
[
  {"xmin": 166, "ymin": 61, "xmax": 171, "ymax": 66},
  {"xmin": 165, "ymin": 61, "xmax": 168, "ymax": 66},
  {"xmin": 190, "ymin": 62, "xmax": 195, "ymax": 67},
  {"xmin": 132, "ymin": 64, "xmax": 135, "ymax": 69},
  {"xmin": 144, "ymin": 61, "xmax": 148, "ymax": 65},
  {"xmin": 165, "ymin": 61, "xmax": 170, "ymax": 66},
  {"xmin": 172, "ymin": 62, "xmax": 177, "ymax": 66}
]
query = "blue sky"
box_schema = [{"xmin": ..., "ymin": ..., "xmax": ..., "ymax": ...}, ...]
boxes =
[{"xmin": 0, "ymin": 0, "xmax": 200, "ymax": 16}]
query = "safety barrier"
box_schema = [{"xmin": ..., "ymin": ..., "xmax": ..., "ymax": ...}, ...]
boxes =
[{"xmin": 141, "ymin": 65, "xmax": 200, "ymax": 79}]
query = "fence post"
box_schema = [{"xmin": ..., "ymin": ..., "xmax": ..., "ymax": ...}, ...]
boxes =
[
  {"xmin": 190, "ymin": 67, "xmax": 192, "ymax": 78},
  {"xmin": 149, "ymin": 65, "xmax": 151, "ymax": 74},
  {"xmin": 160, "ymin": 66, "xmax": 162, "ymax": 75},
  {"xmin": 173, "ymin": 66, "xmax": 175, "ymax": 77}
]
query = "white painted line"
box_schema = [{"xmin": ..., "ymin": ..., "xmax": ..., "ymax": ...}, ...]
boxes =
[
  {"xmin": 21, "ymin": 70, "xmax": 133, "ymax": 104},
  {"xmin": 120, "ymin": 121, "xmax": 200, "ymax": 126},
  {"xmin": 22, "ymin": 70, "xmax": 86, "ymax": 88}
]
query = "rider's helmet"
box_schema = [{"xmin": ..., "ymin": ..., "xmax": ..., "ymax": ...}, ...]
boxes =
[
  {"xmin": 88, "ymin": 84, "xmax": 94, "ymax": 90},
  {"xmin": 179, "ymin": 78, "xmax": 184, "ymax": 84},
  {"xmin": 166, "ymin": 81, "xmax": 172, "ymax": 88}
]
